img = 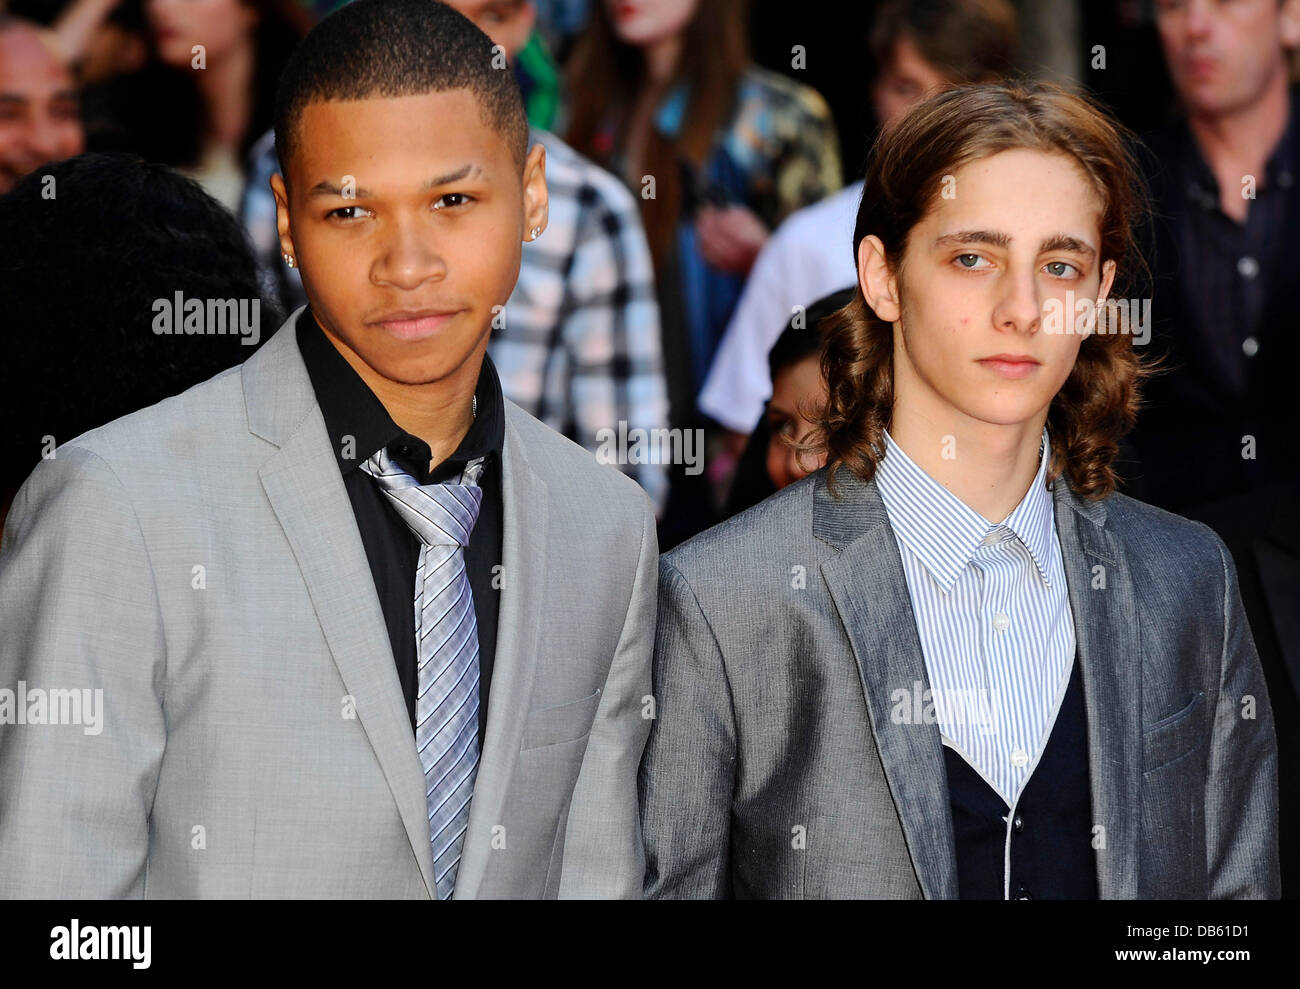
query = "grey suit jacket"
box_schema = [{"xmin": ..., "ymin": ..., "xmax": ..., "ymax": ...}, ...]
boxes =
[
  {"xmin": 0, "ymin": 308, "xmax": 657, "ymax": 898},
  {"xmin": 640, "ymin": 466, "xmax": 1280, "ymax": 898}
]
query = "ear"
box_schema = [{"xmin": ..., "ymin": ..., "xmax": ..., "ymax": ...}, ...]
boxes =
[
  {"xmin": 521, "ymin": 141, "xmax": 548, "ymax": 242},
  {"xmin": 270, "ymin": 172, "xmax": 296, "ymax": 264},
  {"xmin": 1096, "ymin": 257, "xmax": 1117, "ymax": 305},
  {"xmin": 1281, "ymin": 0, "xmax": 1300, "ymax": 50},
  {"xmin": 858, "ymin": 234, "xmax": 900, "ymax": 323},
  {"xmin": 517, "ymin": 2, "xmax": 539, "ymax": 43}
]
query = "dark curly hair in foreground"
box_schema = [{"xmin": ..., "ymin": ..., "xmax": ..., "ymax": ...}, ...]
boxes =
[
  {"xmin": 808, "ymin": 81, "xmax": 1155, "ymax": 501},
  {"xmin": 0, "ymin": 152, "xmax": 280, "ymax": 501}
]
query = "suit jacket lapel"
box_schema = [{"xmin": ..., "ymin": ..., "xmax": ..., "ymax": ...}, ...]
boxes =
[
  {"xmin": 245, "ymin": 312, "xmax": 437, "ymax": 898},
  {"xmin": 453, "ymin": 405, "xmax": 549, "ymax": 897},
  {"xmin": 814, "ymin": 470, "xmax": 959, "ymax": 899},
  {"xmin": 814, "ymin": 467, "xmax": 1147, "ymax": 899},
  {"xmin": 1053, "ymin": 482, "xmax": 1141, "ymax": 899}
]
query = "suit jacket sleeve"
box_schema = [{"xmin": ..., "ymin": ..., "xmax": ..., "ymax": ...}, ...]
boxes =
[
  {"xmin": 639, "ymin": 557, "xmax": 737, "ymax": 899},
  {"xmin": 0, "ymin": 447, "xmax": 167, "ymax": 897},
  {"xmin": 1207, "ymin": 534, "xmax": 1281, "ymax": 898},
  {"xmin": 556, "ymin": 501, "xmax": 657, "ymax": 898}
]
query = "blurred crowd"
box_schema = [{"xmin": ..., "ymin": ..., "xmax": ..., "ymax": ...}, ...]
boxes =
[{"xmin": 1, "ymin": 0, "xmax": 1300, "ymax": 890}]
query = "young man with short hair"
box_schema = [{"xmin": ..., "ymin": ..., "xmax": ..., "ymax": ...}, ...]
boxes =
[{"xmin": 0, "ymin": 0, "xmax": 656, "ymax": 899}]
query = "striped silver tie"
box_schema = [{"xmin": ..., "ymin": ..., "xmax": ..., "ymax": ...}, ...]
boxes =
[{"xmin": 361, "ymin": 447, "xmax": 485, "ymax": 900}]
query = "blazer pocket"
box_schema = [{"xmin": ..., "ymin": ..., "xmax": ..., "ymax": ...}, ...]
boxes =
[
  {"xmin": 520, "ymin": 687, "xmax": 603, "ymax": 751},
  {"xmin": 1141, "ymin": 691, "xmax": 1207, "ymax": 773}
]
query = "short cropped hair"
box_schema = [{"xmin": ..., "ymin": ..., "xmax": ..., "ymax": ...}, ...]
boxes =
[{"xmin": 273, "ymin": 0, "xmax": 531, "ymax": 186}]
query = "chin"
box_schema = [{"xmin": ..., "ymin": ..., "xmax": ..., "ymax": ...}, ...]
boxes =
[
  {"xmin": 372, "ymin": 353, "xmax": 470, "ymax": 387},
  {"xmin": 366, "ymin": 327, "xmax": 485, "ymax": 381},
  {"xmin": 960, "ymin": 398, "xmax": 1051, "ymax": 429}
]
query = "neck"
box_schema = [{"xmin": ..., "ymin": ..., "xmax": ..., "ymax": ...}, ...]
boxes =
[
  {"xmin": 889, "ymin": 366, "xmax": 1045, "ymax": 523},
  {"xmin": 321, "ymin": 324, "xmax": 484, "ymax": 472},
  {"xmin": 196, "ymin": 38, "xmax": 257, "ymax": 148},
  {"xmin": 1185, "ymin": 65, "xmax": 1291, "ymax": 183},
  {"xmin": 642, "ymin": 34, "xmax": 682, "ymax": 86}
]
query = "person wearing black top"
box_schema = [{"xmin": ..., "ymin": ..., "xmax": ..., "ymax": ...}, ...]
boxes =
[
  {"xmin": 0, "ymin": 0, "xmax": 657, "ymax": 899},
  {"xmin": 297, "ymin": 307, "xmax": 505, "ymax": 741}
]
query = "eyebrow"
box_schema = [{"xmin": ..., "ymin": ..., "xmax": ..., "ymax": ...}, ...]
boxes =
[
  {"xmin": 307, "ymin": 163, "xmax": 486, "ymax": 199},
  {"xmin": 0, "ymin": 89, "xmax": 78, "ymax": 104},
  {"xmin": 933, "ymin": 229, "xmax": 1097, "ymax": 259}
]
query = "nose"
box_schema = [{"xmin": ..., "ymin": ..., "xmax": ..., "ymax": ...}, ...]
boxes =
[
  {"xmin": 22, "ymin": 112, "xmax": 71, "ymax": 161},
  {"xmin": 1185, "ymin": 0, "xmax": 1212, "ymax": 39},
  {"xmin": 370, "ymin": 213, "xmax": 446, "ymax": 290},
  {"xmin": 992, "ymin": 266, "xmax": 1041, "ymax": 336}
]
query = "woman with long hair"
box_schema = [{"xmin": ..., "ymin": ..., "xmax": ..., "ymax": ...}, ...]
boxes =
[{"xmin": 563, "ymin": 0, "xmax": 842, "ymax": 435}]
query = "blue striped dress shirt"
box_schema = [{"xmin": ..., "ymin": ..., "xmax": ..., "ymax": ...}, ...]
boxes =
[{"xmin": 874, "ymin": 428, "xmax": 1077, "ymax": 807}]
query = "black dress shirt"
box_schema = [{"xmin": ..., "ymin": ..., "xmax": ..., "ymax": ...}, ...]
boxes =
[
  {"xmin": 297, "ymin": 308, "xmax": 505, "ymax": 743},
  {"xmin": 1128, "ymin": 87, "xmax": 1300, "ymax": 511}
]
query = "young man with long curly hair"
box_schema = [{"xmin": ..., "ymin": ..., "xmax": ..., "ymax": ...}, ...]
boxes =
[{"xmin": 639, "ymin": 81, "xmax": 1280, "ymax": 900}]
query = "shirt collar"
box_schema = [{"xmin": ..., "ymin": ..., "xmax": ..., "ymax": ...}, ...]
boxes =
[
  {"xmin": 874, "ymin": 427, "xmax": 1058, "ymax": 593},
  {"xmin": 296, "ymin": 306, "xmax": 505, "ymax": 484}
]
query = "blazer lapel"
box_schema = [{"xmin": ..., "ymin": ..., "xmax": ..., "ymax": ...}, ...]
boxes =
[
  {"xmin": 1053, "ymin": 482, "xmax": 1142, "ymax": 898},
  {"xmin": 453, "ymin": 404, "xmax": 549, "ymax": 898},
  {"xmin": 814, "ymin": 470, "xmax": 959, "ymax": 899},
  {"xmin": 245, "ymin": 312, "xmax": 437, "ymax": 898}
]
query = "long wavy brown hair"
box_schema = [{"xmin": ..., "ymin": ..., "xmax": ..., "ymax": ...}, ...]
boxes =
[
  {"xmin": 808, "ymin": 81, "xmax": 1155, "ymax": 500},
  {"xmin": 562, "ymin": 0, "xmax": 750, "ymax": 274}
]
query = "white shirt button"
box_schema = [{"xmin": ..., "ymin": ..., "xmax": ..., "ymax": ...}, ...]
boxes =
[
  {"xmin": 1011, "ymin": 749, "xmax": 1029, "ymax": 768},
  {"xmin": 1242, "ymin": 336, "xmax": 1260, "ymax": 357},
  {"xmin": 992, "ymin": 612, "xmax": 1010, "ymax": 632},
  {"xmin": 1238, "ymin": 256, "xmax": 1260, "ymax": 279},
  {"xmin": 982, "ymin": 530, "xmax": 1000, "ymax": 546}
]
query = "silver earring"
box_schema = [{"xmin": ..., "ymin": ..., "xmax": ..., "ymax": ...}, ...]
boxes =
[
  {"xmin": 530, "ymin": 226, "xmax": 541, "ymax": 240},
  {"xmin": 282, "ymin": 252, "xmax": 296, "ymax": 269}
]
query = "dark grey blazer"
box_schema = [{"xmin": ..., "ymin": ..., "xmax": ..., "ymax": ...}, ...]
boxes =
[{"xmin": 640, "ymin": 466, "xmax": 1280, "ymax": 898}]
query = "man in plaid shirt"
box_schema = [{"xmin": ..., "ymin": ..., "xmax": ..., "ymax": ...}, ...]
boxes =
[{"xmin": 241, "ymin": 111, "xmax": 669, "ymax": 511}]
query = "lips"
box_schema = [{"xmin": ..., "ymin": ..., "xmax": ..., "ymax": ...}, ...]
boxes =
[
  {"xmin": 977, "ymin": 354, "xmax": 1041, "ymax": 379},
  {"xmin": 370, "ymin": 309, "xmax": 464, "ymax": 341}
]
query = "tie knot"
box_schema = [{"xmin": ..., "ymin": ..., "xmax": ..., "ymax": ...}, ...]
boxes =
[{"xmin": 360, "ymin": 448, "xmax": 483, "ymax": 548}]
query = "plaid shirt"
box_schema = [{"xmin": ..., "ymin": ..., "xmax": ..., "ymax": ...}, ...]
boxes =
[{"xmin": 239, "ymin": 127, "xmax": 669, "ymax": 511}]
